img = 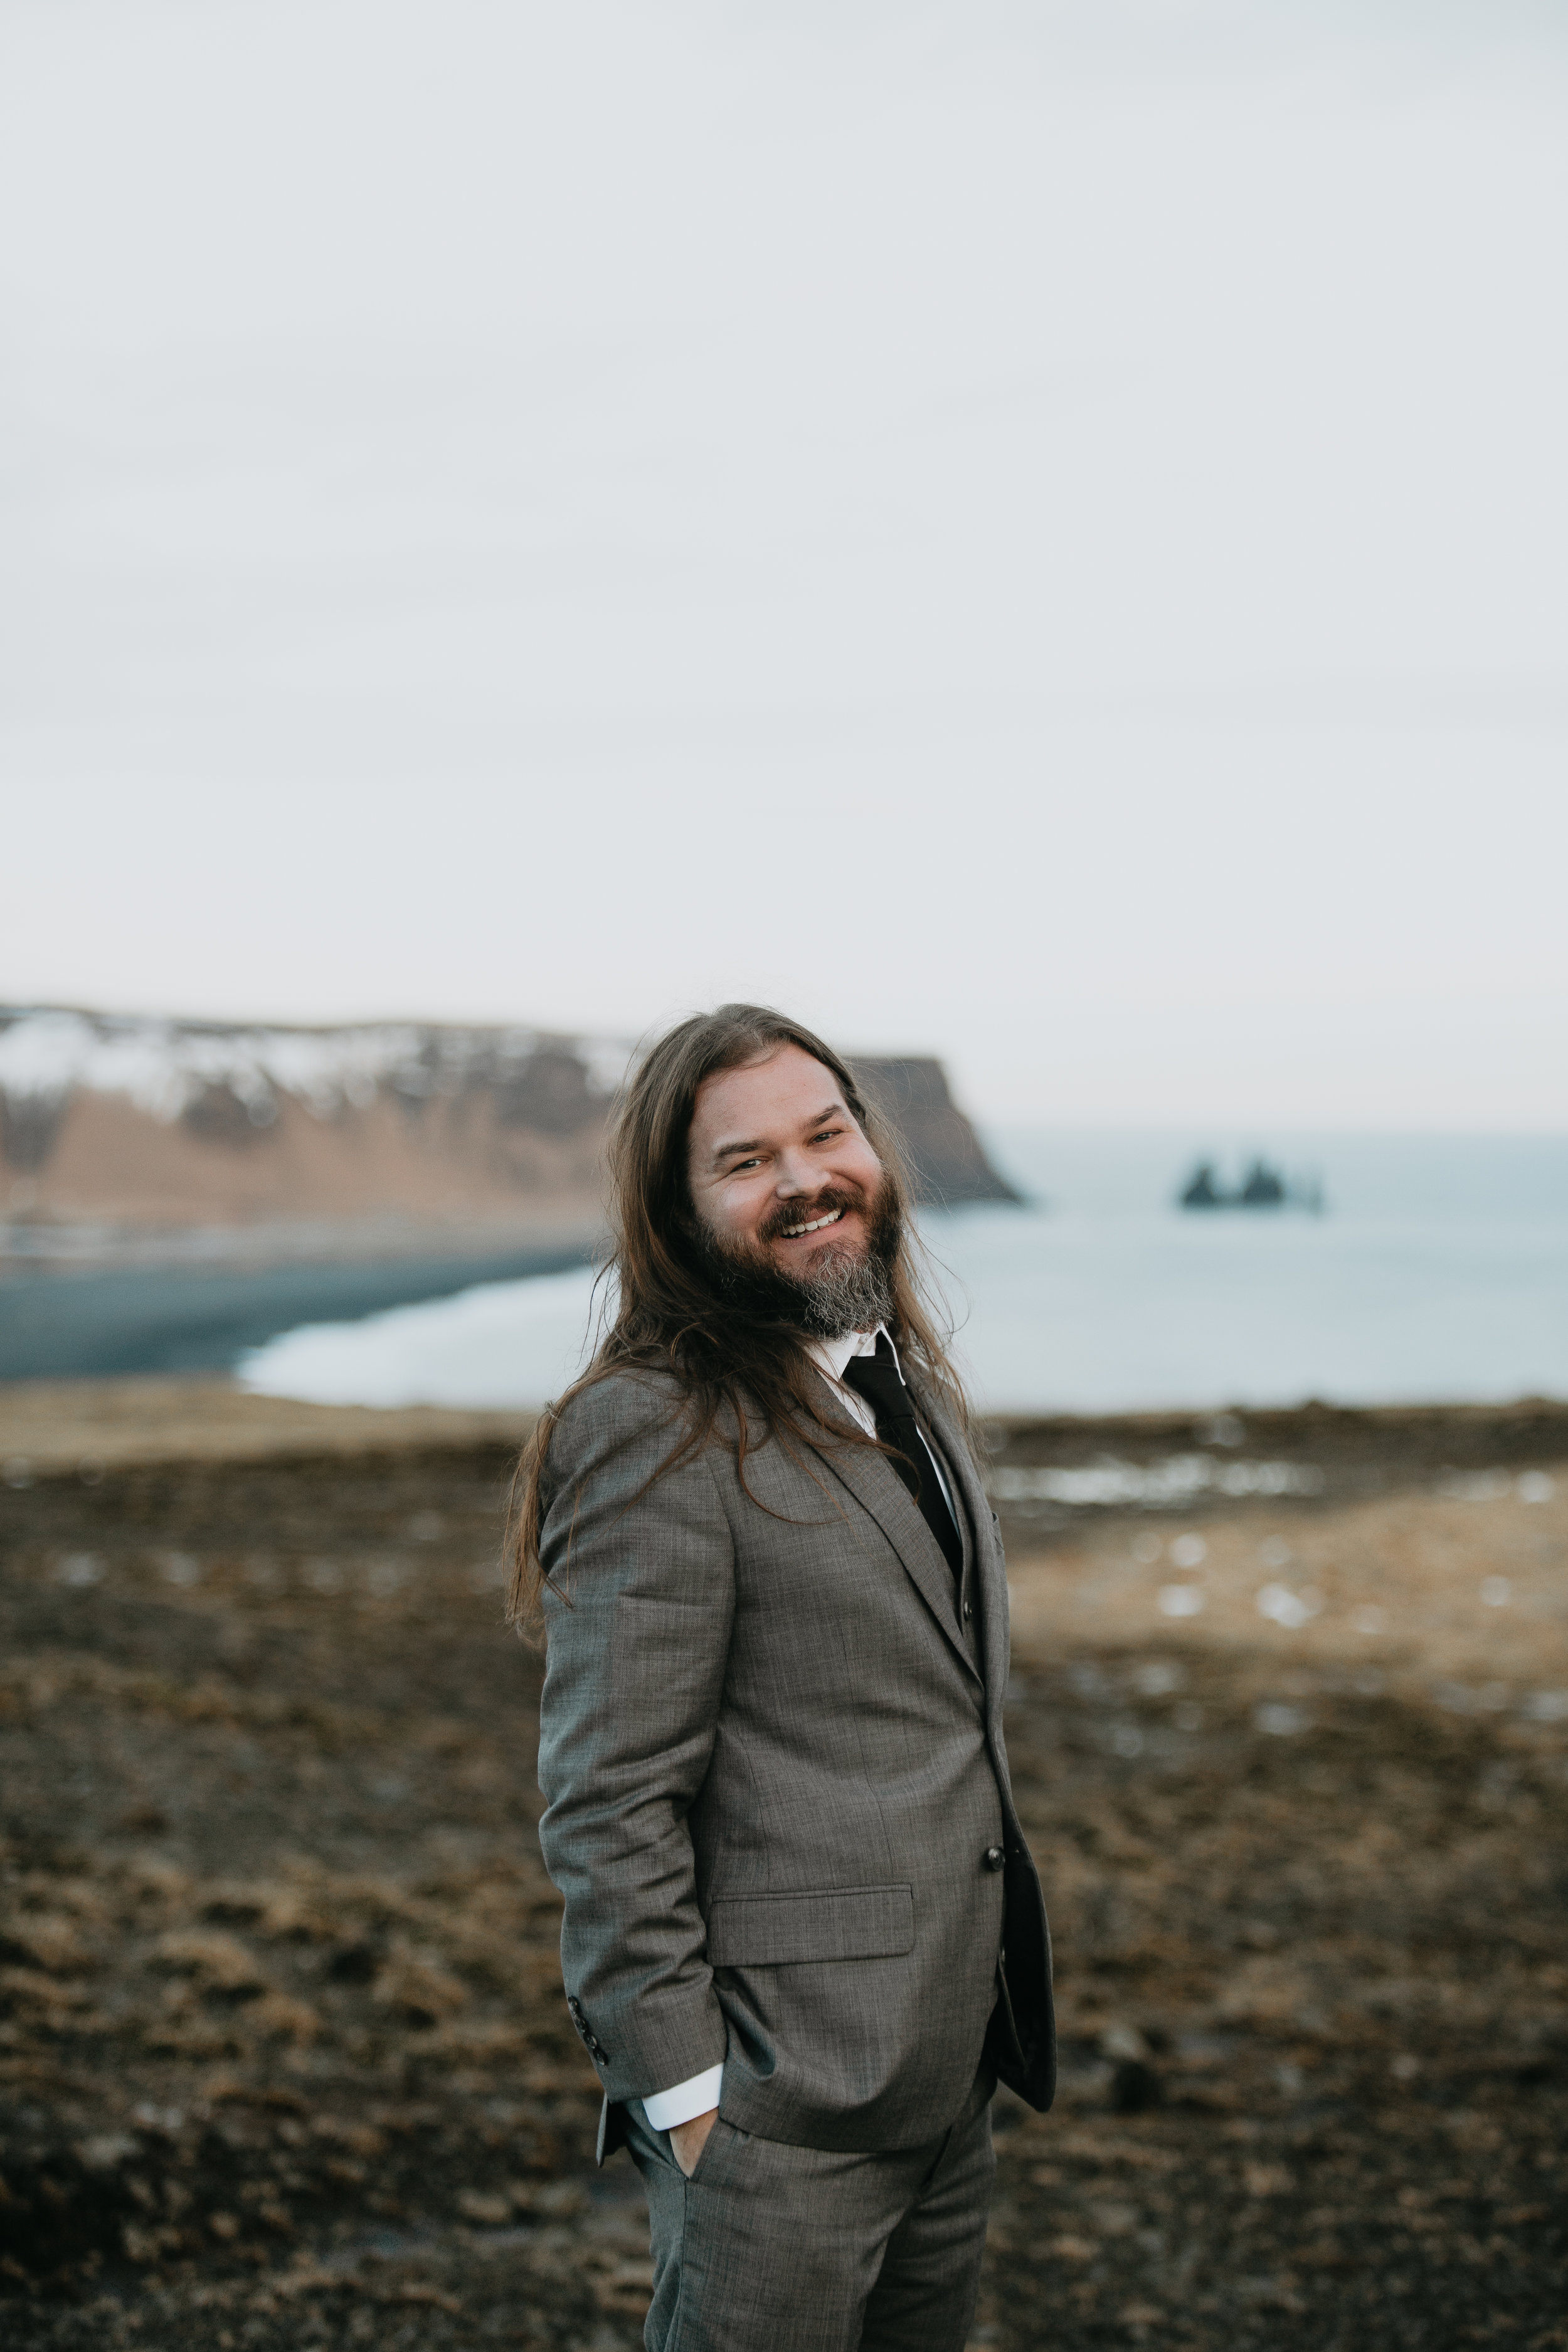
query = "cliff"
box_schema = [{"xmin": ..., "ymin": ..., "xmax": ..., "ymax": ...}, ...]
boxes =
[
  {"xmin": 0, "ymin": 1009, "xmax": 1017, "ymax": 1259},
  {"xmin": 850, "ymin": 1056, "xmax": 1022, "ymax": 1207}
]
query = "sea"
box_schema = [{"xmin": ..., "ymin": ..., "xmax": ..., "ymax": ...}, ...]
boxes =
[{"xmin": 238, "ymin": 1131, "xmax": 1568, "ymax": 1417}]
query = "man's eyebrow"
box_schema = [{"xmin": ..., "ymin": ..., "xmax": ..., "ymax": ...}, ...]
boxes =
[{"xmin": 709, "ymin": 1104, "xmax": 846, "ymax": 1167}]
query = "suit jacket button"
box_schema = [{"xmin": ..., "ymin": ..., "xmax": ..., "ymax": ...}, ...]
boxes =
[
  {"xmin": 983, "ymin": 1845, "xmax": 1006, "ymax": 1872},
  {"xmin": 963, "ymin": 1601, "xmax": 973, "ymax": 1619}
]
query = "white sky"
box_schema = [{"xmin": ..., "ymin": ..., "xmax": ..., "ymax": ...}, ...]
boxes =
[{"xmin": 2, "ymin": 0, "xmax": 1565, "ymax": 1126}]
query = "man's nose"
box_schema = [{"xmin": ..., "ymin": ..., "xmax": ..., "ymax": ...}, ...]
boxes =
[{"xmin": 773, "ymin": 1150, "xmax": 823, "ymax": 1197}]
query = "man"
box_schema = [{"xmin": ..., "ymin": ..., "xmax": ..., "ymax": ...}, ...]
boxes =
[{"xmin": 511, "ymin": 1005, "xmax": 1054, "ymax": 2351}]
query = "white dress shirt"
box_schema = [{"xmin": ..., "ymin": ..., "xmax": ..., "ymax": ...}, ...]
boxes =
[{"xmin": 641, "ymin": 1323, "xmax": 956, "ymax": 2131}]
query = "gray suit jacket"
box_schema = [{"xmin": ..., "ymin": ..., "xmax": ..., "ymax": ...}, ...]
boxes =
[{"xmin": 534, "ymin": 1362, "xmax": 1055, "ymax": 2157}]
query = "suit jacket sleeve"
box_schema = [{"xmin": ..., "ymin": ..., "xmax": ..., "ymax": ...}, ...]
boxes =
[{"xmin": 535, "ymin": 1375, "xmax": 735, "ymax": 2105}]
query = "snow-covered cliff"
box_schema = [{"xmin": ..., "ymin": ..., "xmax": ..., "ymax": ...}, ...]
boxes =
[{"xmin": 0, "ymin": 1007, "xmax": 1015, "ymax": 1239}]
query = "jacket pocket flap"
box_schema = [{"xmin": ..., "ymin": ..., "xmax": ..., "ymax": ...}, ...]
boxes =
[{"xmin": 706, "ymin": 1884, "xmax": 914, "ymax": 1967}]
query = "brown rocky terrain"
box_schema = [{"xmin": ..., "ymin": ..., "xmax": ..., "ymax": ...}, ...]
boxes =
[
  {"xmin": 0, "ymin": 1020, "xmax": 616, "ymax": 1242},
  {"xmin": 1, "ymin": 1388, "xmax": 1565, "ymax": 2350}
]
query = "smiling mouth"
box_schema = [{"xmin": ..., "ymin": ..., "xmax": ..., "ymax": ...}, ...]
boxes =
[{"xmin": 778, "ymin": 1207, "xmax": 845, "ymax": 1239}]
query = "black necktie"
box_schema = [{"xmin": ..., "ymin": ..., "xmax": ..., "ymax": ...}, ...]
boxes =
[{"xmin": 840, "ymin": 1342, "xmax": 963, "ymax": 1584}]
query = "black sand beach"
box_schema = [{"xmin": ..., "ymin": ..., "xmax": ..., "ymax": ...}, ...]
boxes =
[{"xmin": 0, "ymin": 1246, "xmax": 596, "ymax": 1383}]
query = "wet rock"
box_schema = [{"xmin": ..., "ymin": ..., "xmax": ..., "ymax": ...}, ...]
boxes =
[{"xmin": 1108, "ymin": 2059, "xmax": 1162, "ymax": 2114}]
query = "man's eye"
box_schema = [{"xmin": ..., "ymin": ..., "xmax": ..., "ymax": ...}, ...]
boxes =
[{"xmin": 812, "ymin": 1128, "xmax": 842, "ymax": 1143}]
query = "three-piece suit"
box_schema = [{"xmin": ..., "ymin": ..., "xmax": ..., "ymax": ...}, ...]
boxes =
[{"xmin": 535, "ymin": 1358, "xmax": 1054, "ymax": 2349}]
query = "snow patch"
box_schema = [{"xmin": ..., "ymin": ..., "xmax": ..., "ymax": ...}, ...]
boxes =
[{"xmin": 0, "ymin": 1008, "xmax": 632, "ymax": 1126}]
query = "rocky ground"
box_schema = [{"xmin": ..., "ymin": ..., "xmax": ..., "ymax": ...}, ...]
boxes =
[{"xmin": 1, "ymin": 1396, "xmax": 1565, "ymax": 2350}]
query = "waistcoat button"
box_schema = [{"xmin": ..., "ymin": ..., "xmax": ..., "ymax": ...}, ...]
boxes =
[{"xmin": 983, "ymin": 1845, "xmax": 1005, "ymax": 1872}]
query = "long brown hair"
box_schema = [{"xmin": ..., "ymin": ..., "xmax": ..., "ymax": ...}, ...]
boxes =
[{"xmin": 506, "ymin": 1003, "xmax": 972, "ymax": 1634}]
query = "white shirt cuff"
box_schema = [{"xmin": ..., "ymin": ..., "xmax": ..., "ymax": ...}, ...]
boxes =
[{"xmin": 642, "ymin": 2064, "xmax": 724, "ymax": 2131}]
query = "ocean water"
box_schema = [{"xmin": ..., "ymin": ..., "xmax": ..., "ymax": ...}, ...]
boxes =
[{"xmin": 240, "ymin": 1132, "xmax": 1568, "ymax": 1416}]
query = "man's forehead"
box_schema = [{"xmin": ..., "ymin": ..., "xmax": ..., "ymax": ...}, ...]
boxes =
[
  {"xmin": 691, "ymin": 1049, "xmax": 848, "ymax": 1150},
  {"xmin": 706, "ymin": 1099, "xmax": 843, "ymax": 1156}
]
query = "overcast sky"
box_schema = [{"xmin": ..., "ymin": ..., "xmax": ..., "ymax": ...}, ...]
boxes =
[{"xmin": 3, "ymin": 0, "xmax": 1565, "ymax": 1126}]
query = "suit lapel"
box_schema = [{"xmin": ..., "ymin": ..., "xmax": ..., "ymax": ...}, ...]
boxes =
[
  {"xmin": 908, "ymin": 1376, "xmax": 1010, "ymax": 1724},
  {"xmin": 804, "ymin": 1389, "xmax": 982, "ymax": 1688}
]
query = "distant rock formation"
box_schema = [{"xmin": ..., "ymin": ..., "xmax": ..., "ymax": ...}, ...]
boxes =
[
  {"xmin": 1178, "ymin": 1155, "xmax": 1325, "ymax": 1214},
  {"xmin": 1179, "ymin": 1162, "xmax": 1226, "ymax": 1210},
  {"xmin": 0, "ymin": 1009, "xmax": 1018, "ymax": 1249},
  {"xmin": 1237, "ymin": 1159, "xmax": 1286, "ymax": 1209}
]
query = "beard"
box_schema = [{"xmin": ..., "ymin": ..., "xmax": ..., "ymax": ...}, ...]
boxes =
[{"xmin": 694, "ymin": 1179, "xmax": 901, "ymax": 1342}]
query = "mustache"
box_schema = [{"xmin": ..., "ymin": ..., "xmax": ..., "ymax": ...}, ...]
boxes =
[{"xmin": 755, "ymin": 1184, "xmax": 869, "ymax": 1246}]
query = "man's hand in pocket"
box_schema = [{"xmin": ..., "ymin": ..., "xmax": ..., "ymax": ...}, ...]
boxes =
[{"xmin": 669, "ymin": 2108, "xmax": 718, "ymax": 2178}]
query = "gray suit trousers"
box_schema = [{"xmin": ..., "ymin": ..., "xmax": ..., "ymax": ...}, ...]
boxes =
[{"xmin": 625, "ymin": 2070, "xmax": 997, "ymax": 2352}]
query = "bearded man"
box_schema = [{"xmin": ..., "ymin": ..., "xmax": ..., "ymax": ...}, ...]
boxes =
[{"xmin": 510, "ymin": 1005, "xmax": 1054, "ymax": 2352}]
